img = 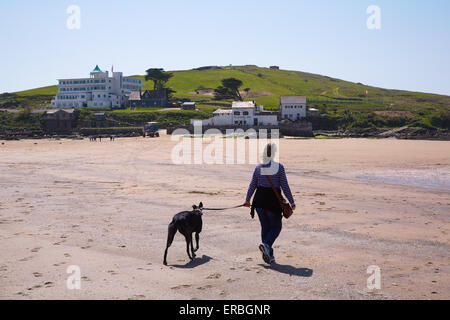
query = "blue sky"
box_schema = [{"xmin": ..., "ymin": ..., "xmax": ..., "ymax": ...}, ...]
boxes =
[{"xmin": 1, "ymin": 0, "xmax": 449, "ymax": 95}]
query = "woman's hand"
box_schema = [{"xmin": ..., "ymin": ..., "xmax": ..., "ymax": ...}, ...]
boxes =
[
  {"xmin": 292, "ymin": 204, "xmax": 296, "ymax": 211},
  {"xmin": 244, "ymin": 201, "xmax": 251, "ymax": 208}
]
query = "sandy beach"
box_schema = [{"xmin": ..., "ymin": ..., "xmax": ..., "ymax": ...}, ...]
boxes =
[{"xmin": 0, "ymin": 135, "xmax": 449, "ymax": 300}]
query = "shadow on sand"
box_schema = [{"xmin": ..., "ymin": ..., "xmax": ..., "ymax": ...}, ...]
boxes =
[
  {"xmin": 171, "ymin": 255, "xmax": 212, "ymax": 269},
  {"xmin": 260, "ymin": 263, "xmax": 313, "ymax": 277}
]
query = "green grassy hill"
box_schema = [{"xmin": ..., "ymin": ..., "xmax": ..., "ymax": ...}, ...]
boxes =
[{"xmin": 2, "ymin": 65, "xmax": 449, "ymax": 130}]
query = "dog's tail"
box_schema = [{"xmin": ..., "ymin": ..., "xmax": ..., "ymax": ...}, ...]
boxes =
[
  {"xmin": 163, "ymin": 222, "xmax": 177, "ymax": 265},
  {"xmin": 166, "ymin": 222, "xmax": 177, "ymax": 247}
]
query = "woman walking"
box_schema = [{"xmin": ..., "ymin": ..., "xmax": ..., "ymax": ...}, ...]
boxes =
[{"xmin": 244, "ymin": 143, "xmax": 296, "ymax": 264}]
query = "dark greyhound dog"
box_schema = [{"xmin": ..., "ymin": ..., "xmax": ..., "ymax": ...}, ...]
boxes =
[{"xmin": 163, "ymin": 202, "xmax": 203, "ymax": 266}]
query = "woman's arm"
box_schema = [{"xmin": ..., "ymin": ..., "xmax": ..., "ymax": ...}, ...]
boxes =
[
  {"xmin": 279, "ymin": 165, "xmax": 295, "ymax": 206},
  {"xmin": 245, "ymin": 166, "xmax": 259, "ymax": 203}
]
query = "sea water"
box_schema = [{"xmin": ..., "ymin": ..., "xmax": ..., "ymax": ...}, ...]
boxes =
[{"xmin": 345, "ymin": 168, "xmax": 450, "ymax": 191}]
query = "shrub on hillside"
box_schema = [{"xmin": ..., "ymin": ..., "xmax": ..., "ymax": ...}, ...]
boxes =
[{"xmin": 430, "ymin": 112, "xmax": 450, "ymax": 129}]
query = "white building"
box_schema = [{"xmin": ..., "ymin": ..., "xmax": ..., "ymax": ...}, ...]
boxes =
[
  {"xmin": 231, "ymin": 101, "xmax": 257, "ymax": 125},
  {"xmin": 191, "ymin": 101, "xmax": 278, "ymax": 126},
  {"xmin": 280, "ymin": 96, "xmax": 307, "ymax": 121},
  {"xmin": 51, "ymin": 65, "xmax": 143, "ymax": 108},
  {"xmin": 210, "ymin": 109, "xmax": 233, "ymax": 125}
]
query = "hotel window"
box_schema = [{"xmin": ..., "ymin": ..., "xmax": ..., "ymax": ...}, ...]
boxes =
[
  {"xmin": 234, "ymin": 111, "xmax": 240, "ymax": 115},
  {"xmin": 243, "ymin": 111, "xmax": 249, "ymax": 115}
]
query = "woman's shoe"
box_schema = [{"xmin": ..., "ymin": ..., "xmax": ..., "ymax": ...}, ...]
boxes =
[{"xmin": 259, "ymin": 244, "xmax": 271, "ymax": 264}]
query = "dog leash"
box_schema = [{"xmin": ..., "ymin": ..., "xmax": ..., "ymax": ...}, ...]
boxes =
[{"xmin": 202, "ymin": 204, "xmax": 246, "ymax": 211}]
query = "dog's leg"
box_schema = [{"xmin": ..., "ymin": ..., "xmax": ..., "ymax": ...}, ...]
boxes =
[
  {"xmin": 184, "ymin": 234, "xmax": 193, "ymax": 260},
  {"xmin": 190, "ymin": 233, "xmax": 196, "ymax": 258},
  {"xmin": 194, "ymin": 232, "xmax": 200, "ymax": 252},
  {"xmin": 163, "ymin": 223, "xmax": 177, "ymax": 266}
]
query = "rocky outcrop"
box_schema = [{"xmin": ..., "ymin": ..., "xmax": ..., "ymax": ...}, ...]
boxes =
[{"xmin": 314, "ymin": 128, "xmax": 450, "ymax": 140}]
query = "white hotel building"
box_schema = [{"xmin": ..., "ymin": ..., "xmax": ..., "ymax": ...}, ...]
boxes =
[{"xmin": 51, "ymin": 65, "xmax": 143, "ymax": 108}]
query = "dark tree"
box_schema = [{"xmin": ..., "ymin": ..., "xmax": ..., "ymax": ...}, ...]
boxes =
[
  {"xmin": 145, "ymin": 68, "xmax": 174, "ymax": 90},
  {"xmin": 213, "ymin": 86, "xmax": 233, "ymax": 100},
  {"xmin": 213, "ymin": 78, "xmax": 243, "ymax": 101}
]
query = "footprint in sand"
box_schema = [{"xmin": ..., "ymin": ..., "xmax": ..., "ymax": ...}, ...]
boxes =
[
  {"xmin": 31, "ymin": 247, "xmax": 41, "ymax": 253},
  {"xmin": 197, "ymin": 285, "xmax": 213, "ymax": 290},
  {"xmin": 64, "ymin": 253, "xmax": 71, "ymax": 258},
  {"xmin": 107, "ymin": 270, "xmax": 118, "ymax": 275},
  {"xmin": 53, "ymin": 262, "xmax": 66, "ymax": 266},
  {"xmin": 28, "ymin": 284, "xmax": 42, "ymax": 290},
  {"xmin": 206, "ymin": 273, "xmax": 221, "ymax": 279},
  {"xmin": 227, "ymin": 278, "xmax": 238, "ymax": 283},
  {"xmin": 246, "ymin": 258, "xmax": 253, "ymax": 262},
  {"xmin": 33, "ymin": 272, "xmax": 43, "ymax": 278},
  {"xmin": 171, "ymin": 284, "xmax": 191, "ymax": 290},
  {"xmin": 19, "ymin": 256, "xmax": 33, "ymax": 262}
]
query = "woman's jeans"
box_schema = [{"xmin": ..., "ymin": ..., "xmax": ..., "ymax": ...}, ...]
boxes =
[{"xmin": 256, "ymin": 208, "xmax": 282, "ymax": 254}]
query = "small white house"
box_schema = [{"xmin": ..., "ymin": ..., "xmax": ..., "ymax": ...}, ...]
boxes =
[
  {"xmin": 231, "ymin": 101, "xmax": 256, "ymax": 125},
  {"xmin": 212, "ymin": 109, "xmax": 233, "ymax": 125},
  {"xmin": 280, "ymin": 96, "xmax": 307, "ymax": 121},
  {"xmin": 190, "ymin": 101, "xmax": 278, "ymax": 126},
  {"xmin": 255, "ymin": 111, "xmax": 278, "ymax": 126}
]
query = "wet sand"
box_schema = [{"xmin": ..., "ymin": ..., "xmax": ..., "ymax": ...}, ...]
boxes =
[{"xmin": 0, "ymin": 136, "xmax": 449, "ymax": 299}]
